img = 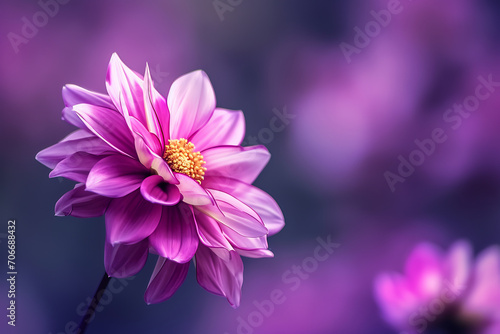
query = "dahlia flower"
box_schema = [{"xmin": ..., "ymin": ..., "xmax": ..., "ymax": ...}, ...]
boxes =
[
  {"xmin": 374, "ymin": 241, "xmax": 500, "ymax": 334},
  {"xmin": 36, "ymin": 53, "xmax": 284, "ymax": 307}
]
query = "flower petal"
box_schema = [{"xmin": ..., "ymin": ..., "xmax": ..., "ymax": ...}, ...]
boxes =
[
  {"xmin": 195, "ymin": 244, "xmax": 243, "ymax": 308},
  {"xmin": 197, "ymin": 189, "xmax": 267, "ymax": 238},
  {"xmin": 143, "ymin": 64, "xmax": 169, "ymax": 145},
  {"xmin": 203, "ymin": 176, "xmax": 284, "ymax": 235},
  {"xmin": 175, "ymin": 173, "xmax": 213, "ymax": 206},
  {"xmin": 194, "ymin": 211, "xmax": 233, "ymax": 250},
  {"xmin": 140, "ymin": 175, "xmax": 181, "ymax": 206},
  {"xmin": 74, "ymin": 103, "xmax": 136, "ymax": 158},
  {"xmin": 63, "ymin": 84, "xmax": 115, "ymax": 108},
  {"xmin": 50, "ymin": 152, "xmax": 103, "ymax": 183},
  {"xmin": 221, "ymin": 226, "xmax": 268, "ymax": 251},
  {"xmin": 59, "ymin": 128, "xmax": 96, "ymax": 141},
  {"xmin": 129, "ymin": 116, "xmax": 163, "ymax": 155},
  {"xmin": 149, "ymin": 203, "xmax": 199, "ymax": 263},
  {"xmin": 134, "ymin": 135, "xmax": 178, "ymax": 184},
  {"xmin": 236, "ymin": 249, "xmax": 274, "ymax": 259},
  {"xmin": 62, "ymin": 107, "xmax": 86, "ymax": 129},
  {"xmin": 405, "ymin": 243, "xmax": 445, "ymax": 298},
  {"xmin": 62, "ymin": 84, "xmax": 115, "ymax": 128},
  {"xmin": 105, "ymin": 190, "xmax": 162, "ymax": 245},
  {"xmin": 55, "ymin": 184, "xmax": 110, "ymax": 218},
  {"xmin": 374, "ymin": 273, "xmax": 415, "ymax": 327},
  {"xmin": 105, "ymin": 53, "xmax": 148, "ymax": 126},
  {"xmin": 86, "ymin": 155, "xmax": 148, "ymax": 198},
  {"xmin": 189, "ymin": 108, "xmax": 245, "ymax": 151},
  {"xmin": 202, "ymin": 145, "xmax": 270, "ymax": 184},
  {"xmin": 36, "ymin": 130, "xmax": 113, "ymax": 169},
  {"xmin": 168, "ymin": 70, "xmax": 216, "ymax": 139},
  {"xmin": 463, "ymin": 246, "xmax": 500, "ymax": 314},
  {"xmin": 144, "ymin": 257, "xmax": 189, "ymax": 304},
  {"xmin": 117, "ymin": 88, "xmax": 163, "ymax": 157},
  {"xmin": 444, "ymin": 240, "xmax": 472, "ymax": 293},
  {"xmin": 105, "ymin": 239, "xmax": 149, "ymax": 278}
]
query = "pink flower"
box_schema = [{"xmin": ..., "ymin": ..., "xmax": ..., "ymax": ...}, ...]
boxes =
[
  {"xmin": 374, "ymin": 241, "xmax": 500, "ymax": 333},
  {"xmin": 36, "ymin": 53, "xmax": 284, "ymax": 307}
]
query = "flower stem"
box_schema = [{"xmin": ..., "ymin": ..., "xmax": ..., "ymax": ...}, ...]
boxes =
[{"xmin": 76, "ymin": 272, "xmax": 111, "ymax": 334}]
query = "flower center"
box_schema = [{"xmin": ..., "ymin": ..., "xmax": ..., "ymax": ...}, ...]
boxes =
[{"xmin": 162, "ymin": 139, "xmax": 206, "ymax": 183}]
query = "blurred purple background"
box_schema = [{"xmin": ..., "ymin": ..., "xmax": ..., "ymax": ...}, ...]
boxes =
[{"xmin": 2, "ymin": 0, "xmax": 500, "ymax": 333}]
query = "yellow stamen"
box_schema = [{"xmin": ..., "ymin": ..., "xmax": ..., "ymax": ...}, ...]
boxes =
[{"xmin": 162, "ymin": 139, "xmax": 206, "ymax": 184}]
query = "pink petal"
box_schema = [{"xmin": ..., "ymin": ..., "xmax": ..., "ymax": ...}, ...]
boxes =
[
  {"xmin": 195, "ymin": 244, "xmax": 243, "ymax": 308},
  {"xmin": 197, "ymin": 189, "xmax": 267, "ymax": 238},
  {"xmin": 233, "ymin": 186, "xmax": 284, "ymax": 236},
  {"xmin": 62, "ymin": 84, "xmax": 114, "ymax": 108},
  {"xmin": 143, "ymin": 64, "xmax": 169, "ymax": 145},
  {"xmin": 404, "ymin": 243, "xmax": 445, "ymax": 299},
  {"xmin": 134, "ymin": 135, "xmax": 178, "ymax": 184},
  {"xmin": 189, "ymin": 108, "xmax": 245, "ymax": 151},
  {"xmin": 203, "ymin": 176, "xmax": 284, "ymax": 235},
  {"xmin": 444, "ymin": 240, "xmax": 472, "ymax": 293},
  {"xmin": 463, "ymin": 246, "xmax": 500, "ymax": 314},
  {"xmin": 86, "ymin": 155, "xmax": 148, "ymax": 198},
  {"xmin": 236, "ymin": 249, "xmax": 274, "ymax": 259},
  {"xmin": 74, "ymin": 103, "xmax": 136, "ymax": 158},
  {"xmin": 50, "ymin": 152, "xmax": 103, "ymax": 183},
  {"xmin": 374, "ymin": 273, "xmax": 416, "ymax": 328},
  {"xmin": 129, "ymin": 116, "xmax": 163, "ymax": 155},
  {"xmin": 105, "ymin": 53, "xmax": 148, "ymax": 126},
  {"xmin": 36, "ymin": 130, "xmax": 113, "ymax": 169},
  {"xmin": 144, "ymin": 257, "xmax": 189, "ymax": 304},
  {"xmin": 105, "ymin": 190, "xmax": 162, "ymax": 245},
  {"xmin": 55, "ymin": 183, "xmax": 110, "ymax": 217},
  {"xmin": 62, "ymin": 107, "xmax": 86, "ymax": 129},
  {"xmin": 61, "ymin": 84, "xmax": 115, "ymax": 128},
  {"xmin": 221, "ymin": 226, "xmax": 268, "ymax": 251},
  {"xmin": 209, "ymin": 247, "xmax": 232, "ymax": 261},
  {"xmin": 194, "ymin": 211, "xmax": 233, "ymax": 250},
  {"xmin": 175, "ymin": 173, "xmax": 213, "ymax": 206},
  {"xmin": 168, "ymin": 70, "xmax": 216, "ymax": 139},
  {"xmin": 105, "ymin": 239, "xmax": 149, "ymax": 278},
  {"xmin": 115, "ymin": 86, "xmax": 162, "ymax": 155},
  {"xmin": 149, "ymin": 203, "xmax": 199, "ymax": 263},
  {"xmin": 59, "ymin": 129, "xmax": 96, "ymax": 141},
  {"xmin": 140, "ymin": 175, "xmax": 181, "ymax": 206},
  {"xmin": 202, "ymin": 145, "xmax": 270, "ymax": 184}
]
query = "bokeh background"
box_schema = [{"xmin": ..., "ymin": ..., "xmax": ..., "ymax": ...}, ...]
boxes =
[{"xmin": 2, "ymin": 0, "xmax": 500, "ymax": 333}]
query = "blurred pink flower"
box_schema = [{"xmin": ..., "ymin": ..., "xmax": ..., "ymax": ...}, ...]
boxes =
[
  {"xmin": 288, "ymin": 38, "xmax": 426, "ymax": 189},
  {"xmin": 374, "ymin": 241, "xmax": 500, "ymax": 333},
  {"xmin": 278, "ymin": 0, "xmax": 495, "ymax": 193},
  {"xmin": 36, "ymin": 53, "xmax": 284, "ymax": 307}
]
